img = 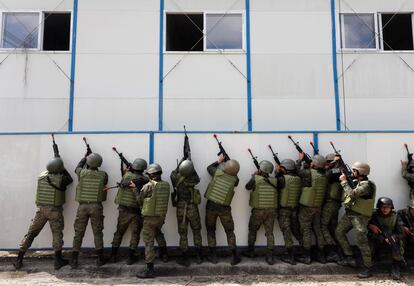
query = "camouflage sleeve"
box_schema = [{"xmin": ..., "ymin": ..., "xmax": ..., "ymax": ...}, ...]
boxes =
[
  {"xmin": 185, "ymin": 171, "xmax": 200, "ymax": 186},
  {"xmin": 296, "ymin": 167, "xmax": 310, "ymax": 180},
  {"xmin": 136, "ymin": 183, "xmax": 153, "ymax": 205},
  {"xmin": 401, "ymin": 167, "xmax": 414, "ymax": 183},
  {"xmin": 340, "ymin": 180, "xmax": 372, "ymax": 200},
  {"xmin": 170, "ymin": 169, "xmax": 179, "ymax": 187},
  {"xmin": 395, "ymin": 215, "xmax": 405, "ymax": 238},
  {"xmin": 207, "ymin": 162, "xmax": 219, "ymax": 176},
  {"xmin": 75, "ymin": 157, "xmax": 87, "ymax": 179},
  {"xmin": 245, "ymin": 176, "xmax": 255, "ymax": 190}
]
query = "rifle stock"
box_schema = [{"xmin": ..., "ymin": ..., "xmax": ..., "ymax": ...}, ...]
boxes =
[
  {"xmin": 51, "ymin": 134, "xmax": 60, "ymax": 158},
  {"xmin": 329, "ymin": 141, "xmax": 355, "ymax": 188}
]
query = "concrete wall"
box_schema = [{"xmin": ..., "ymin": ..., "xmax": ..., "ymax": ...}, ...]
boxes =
[{"xmin": 0, "ymin": 132, "xmax": 412, "ymax": 249}]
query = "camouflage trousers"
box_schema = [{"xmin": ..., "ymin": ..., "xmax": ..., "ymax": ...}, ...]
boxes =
[
  {"xmin": 111, "ymin": 205, "xmax": 142, "ymax": 251},
  {"xmin": 176, "ymin": 201, "xmax": 202, "ymax": 251},
  {"xmin": 72, "ymin": 203, "xmax": 104, "ymax": 252},
  {"xmin": 205, "ymin": 201, "xmax": 237, "ymax": 249},
  {"xmin": 142, "ymin": 216, "xmax": 167, "ymax": 264},
  {"xmin": 248, "ymin": 208, "xmax": 276, "ymax": 249},
  {"xmin": 335, "ymin": 212, "xmax": 372, "ymax": 267},
  {"xmin": 278, "ymin": 207, "xmax": 302, "ymax": 248},
  {"xmin": 371, "ymin": 236, "xmax": 404, "ymax": 262},
  {"xmin": 298, "ymin": 205, "xmax": 326, "ymax": 250},
  {"xmin": 321, "ymin": 200, "xmax": 341, "ymax": 246},
  {"xmin": 19, "ymin": 206, "xmax": 64, "ymax": 252}
]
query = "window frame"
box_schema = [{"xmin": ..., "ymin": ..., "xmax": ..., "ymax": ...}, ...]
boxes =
[
  {"xmin": 377, "ymin": 12, "xmax": 414, "ymax": 53},
  {"xmin": 41, "ymin": 11, "xmax": 73, "ymax": 52},
  {"xmin": 339, "ymin": 13, "xmax": 379, "ymax": 52},
  {"xmin": 164, "ymin": 10, "xmax": 245, "ymax": 54}
]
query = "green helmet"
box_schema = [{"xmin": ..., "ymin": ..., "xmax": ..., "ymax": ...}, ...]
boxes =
[
  {"xmin": 352, "ymin": 161, "xmax": 370, "ymax": 176},
  {"xmin": 224, "ymin": 160, "xmax": 240, "ymax": 176},
  {"xmin": 376, "ymin": 197, "xmax": 394, "ymax": 209},
  {"xmin": 146, "ymin": 163, "xmax": 162, "ymax": 174},
  {"xmin": 281, "ymin": 159, "xmax": 295, "ymax": 171},
  {"xmin": 409, "ymin": 199, "xmax": 414, "ymax": 209},
  {"xmin": 47, "ymin": 158, "xmax": 64, "ymax": 173},
  {"xmin": 325, "ymin": 153, "xmax": 336, "ymax": 162},
  {"xmin": 86, "ymin": 153, "xmax": 103, "ymax": 168},
  {"xmin": 259, "ymin": 160, "xmax": 273, "ymax": 174},
  {"xmin": 132, "ymin": 158, "xmax": 147, "ymax": 171},
  {"xmin": 312, "ymin": 155, "xmax": 326, "ymax": 169},
  {"xmin": 179, "ymin": 160, "xmax": 194, "ymax": 177}
]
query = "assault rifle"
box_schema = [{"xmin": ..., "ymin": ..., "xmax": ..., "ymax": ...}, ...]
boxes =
[
  {"xmin": 214, "ymin": 134, "xmax": 230, "ymax": 161},
  {"xmin": 112, "ymin": 147, "xmax": 132, "ymax": 169},
  {"xmin": 404, "ymin": 144, "xmax": 413, "ymax": 168},
  {"xmin": 51, "ymin": 134, "xmax": 60, "ymax": 158},
  {"xmin": 371, "ymin": 216, "xmax": 401, "ymax": 251},
  {"xmin": 288, "ymin": 135, "xmax": 312, "ymax": 164},
  {"xmin": 248, "ymin": 148, "xmax": 260, "ymax": 170},
  {"xmin": 329, "ymin": 141, "xmax": 355, "ymax": 188},
  {"xmin": 183, "ymin": 126, "xmax": 191, "ymax": 160},
  {"xmin": 83, "ymin": 137, "xmax": 92, "ymax": 156},
  {"xmin": 310, "ymin": 141, "xmax": 319, "ymax": 155},
  {"xmin": 268, "ymin": 145, "xmax": 281, "ymax": 166}
]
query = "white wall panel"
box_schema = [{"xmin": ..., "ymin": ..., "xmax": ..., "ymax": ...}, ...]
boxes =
[
  {"xmin": 164, "ymin": 0, "xmax": 244, "ymax": 12},
  {"xmin": 251, "ymin": 0, "xmax": 329, "ymax": 12},
  {"xmin": 0, "ymin": 0, "xmax": 73, "ymax": 10},
  {"xmin": 337, "ymin": 0, "xmax": 414, "ymax": 13},
  {"xmin": 78, "ymin": 0, "xmax": 158, "ymax": 11}
]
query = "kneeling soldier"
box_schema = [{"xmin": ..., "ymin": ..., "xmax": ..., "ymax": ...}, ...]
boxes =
[
  {"xmin": 136, "ymin": 163, "xmax": 170, "ymax": 279},
  {"xmin": 14, "ymin": 158, "xmax": 73, "ymax": 270}
]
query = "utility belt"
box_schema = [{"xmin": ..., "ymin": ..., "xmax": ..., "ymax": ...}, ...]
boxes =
[{"xmin": 118, "ymin": 205, "xmax": 140, "ymax": 212}]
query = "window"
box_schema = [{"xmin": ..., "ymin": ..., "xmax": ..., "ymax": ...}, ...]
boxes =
[
  {"xmin": 341, "ymin": 14, "xmax": 376, "ymax": 49},
  {"xmin": 1, "ymin": 12, "xmax": 39, "ymax": 49},
  {"xmin": 43, "ymin": 13, "xmax": 71, "ymax": 51},
  {"xmin": 381, "ymin": 14, "xmax": 413, "ymax": 51},
  {"xmin": 166, "ymin": 12, "xmax": 244, "ymax": 52}
]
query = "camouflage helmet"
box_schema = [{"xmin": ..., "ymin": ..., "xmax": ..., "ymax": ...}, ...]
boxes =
[
  {"xmin": 178, "ymin": 160, "xmax": 194, "ymax": 177},
  {"xmin": 312, "ymin": 155, "xmax": 326, "ymax": 169},
  {"xmin": 224, "ymin": 160, "xmax": 240, "ymax": 176},
  {"xmin": 376, "ymin": 197, "xmax": 394, "ymax": 209},
  {"xmin": 86, "ymin": 153, "xmax": 103, "ymax": 168},
  {"xmin": 280, "ymin": 159, "xmax": 296, "ymax": 171},
  {"xmin": 325, "ymin": 153, "xmax": 336, "ymax": 162},
  {"xmin": 131, "ymin": 158, "xmax": 147, "ymax": 171},
  {"xmin": 146, "ymin": 163, "xmax": 162, "ymax": 174},
  {"xmin": 352, "ymin": 161, "xmax": 370, "ymax": 176},
  {"xmin": 259, "ymin": 160, "xmax": 273, "ymax": 174},
  {"xmin": 409, "ymin": 199, "xmax": 414, "ymax": 209},
  {"xmin": 47, "ymin": 158, "xmax": 64, "ymax": 173}
]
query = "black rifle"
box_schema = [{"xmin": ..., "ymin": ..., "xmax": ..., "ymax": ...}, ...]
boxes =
[
  {"xmin": 405, "ymin": 144, "xmax": 413, "ymax": 167},
  {"xmin": 112, "ymin": 147, "xmax": 132, "ymax": 171},
  {"xmin": 310, "ymin": 141, "xmax": 319, "ymax": 155},
  {"xmin": 329, "ymin": 141, "xmax": 355, "ymax": 188},
  {"xmin": 268, "ymin": 145, "xmax": 281, "ymax": 166},
  {"xmin": 248, "ymin": 148, "xmax": 260, "ymax": 170},
  {"xmin": 183, "ymin": 126, "xmax": 191, "ymax": 160},
  {"xmin": 51, "ymin": 134, "xmax": 60, "ymax": 158},
  {"xmin": 288, "ymin": 135, "xmax": 312, "ymax": 164},
  {"xmin": 214, "ymin": 134, "xmax": 230, "ymax": 161},
  {"xmin": 83, "ymin": 137, "xmax": 92, "ymax": 156},
  {"xmin": 371, "ymin": 216, "xmax": 401, "ymax": 251}
]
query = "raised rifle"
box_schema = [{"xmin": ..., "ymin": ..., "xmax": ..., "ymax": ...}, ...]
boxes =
[
  {"xmin": 268, "ymin": 145, "xmax": 281, "ymax": 166},
  {"xmin": 329, "ymin": 141, "xmax": 355, "ymax": 188},
  {"xmin": 310, "ymin": 141, "xmax": 319, "ymax": 155},
  {"xmin": 288, "ymin": 135, "xmax": 312, "ymax": 164},
  {"xmin": 404, "ymin": 144, "xmax": 413, "ymax": 168},
  {"xmin": 112, "ymin": 147, "xmax": 132, "ymax": 173},
  {"xmin": 248, "ymin": 148, "xmax": 260, "ymax": 170},
  {"xmin": 214, "ymin": 134, "xmax": 230, "ymax": 161},
  {"xmin": 51, "ymin": 134, "xmax": 60, "ymax": 158},
  {"xmin": 83, "ymin": 137, "xmax": 92, "ymax": 156},
  {"xmin": 183, "ymin": 125, "xmax": 191, "ymax": 160}
]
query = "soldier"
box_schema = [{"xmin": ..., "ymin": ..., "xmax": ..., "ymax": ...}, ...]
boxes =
[
  {"xmin": 368, "ymin": 197, "xmax": 405, "ymax": 280},
  {"xmin": 135, "ymin": 163, "xmax": 170, "ymax": 279},
  {"xmin": 397, "ymin": 200, "xmax": 414, "ymax": 258},
  {"xmin": 296, "ymin": 154, "xmax": 328, "ymax": 264},
  {"xmin": 70, "ymin": 153, "xmax": 108, "ymax": 268},
  {"xmin": 14, "ymin": 158, "xmax": 73, "ymax": 270},
  {"xmin": 171, "ymin": 160, "xmax": 203, "ymax": 267},
  {"xmin": 277, "ymin": 159, "xmax": 303, "ymax": 265},
  {"xmin": 110, "ymin": 158, "xmax": 149, "ymax": 265},
  {"xmin": 243, "ymin": 160, "xmax": 278, "ymax": 265},
  {"xmin": 335, "ymin": 162, "xmax": 376, "ymax": 279},
  {"xmin": 401, "ymin": 160, "xmax": 414, "ymax": 200},
  {"xmin": 205, "ymin": 155, "xmax": 242, "ymax": 265},
  {"xmin": 321, "ymin": 154, "xmax": 342, "ymax": 262}
]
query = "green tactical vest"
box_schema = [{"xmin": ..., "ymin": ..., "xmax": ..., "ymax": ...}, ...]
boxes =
[
  {"xmin": 299, "ymin": 169, "xmax": 328, "ymax": 208},
  {"xmin": 249, "ymin": 175, "xmax": 278, "ymax": 209},
  {"xmin": 142, "ymin": 181, "xmax": 170, "ymax": 216},
  {"xmin": 327, "ymin": 182, "xmax": 342, "ymax": 201},
  {"xmin": 36, "ymin": 171, "xmax": 65, "ymax": 207},
  {"xmin": 348, "ymin": 181, "xmax": 376, "ymax": 217},
  {"xmin": 206, "ymin": 169, "xmax": 238, "ymax": 206},
  {"xmin": 115, "ymin": 171, "xmax": 139, "ymax": 208},
  {"xmin": 280, "ymin": 175, "xmax": 302, "ymax": 208},
  {"xmin": 375, "ymin": 212, "xmax": 397, "ymax": 231},
  {"xmin": 76, "ymin": 169, "xmax": 107, "ymax": 203}
]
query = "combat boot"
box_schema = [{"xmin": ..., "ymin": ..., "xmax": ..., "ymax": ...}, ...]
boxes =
[
  {"xmin": 337, "ymin": 255, "xmax": 357, "ymax": 268},
  {"xmin": 206, "ymin": 247, "xmax": 218, "ymax": 264},
  {"xmin": 195, "ymin": 247, "xmax": 204, "ymax": 264},
  {"xmin": 109, "ymin": 247, "xmax": 119, "ymax": 263},
  {"xmin": 296, "ymin": 249, "xmax": 311, "ymax": 265},
  {"xmin": 230, "ymin": 248, "xmax": 242, "ymax": 266},
  {"xmin": 158, "ymin": 246, "xmax": 169, "ymax": 263},
  {"xmin": 357, "ymin": 266, "xmax": 372, "ymax": 279},
  {"xmin": 54, "ymin": 251, "xmax": 69, "ymax": 270},
  {"xmin": 281, "ymin": 248, "xmax": 296, "ymax": 265},
  {"xmin": 136, "ymin": 263, "xmax": 155, "ymax": 279},
  {"xmin": 242, "ymin": 245, "xmax": 255, "ymax": 258},
  {"xmin": 391, "ymin": 261, "xmax": 401, "ymax": 280},
  {"xmin": 96, "ymin": 249, "xmax": 108, "ymax": 267},
  {"xmin": 70, "ymin": 251, "xmax": 79, "ymax": 269},
  {"xmin": 325, "ymin": 245, "xmax": 340, "ymax": 262},
  {"xmin": 265, "ymin": 249, "xmax": 274, "ymax": 265},
  {"xmin": 314, "ymin": 247, "xmax": 327, "ymax": 264},
  {"xmin": 177, "ymin": 250, "xmax": 190, "ymax": 267},
  {"xmin": 13, "ymin": 251, "xmax": 25, "ymax": 270},
  {"xmin": 126, "ymin": 249, "xmax": 138, "ymax": 265}
]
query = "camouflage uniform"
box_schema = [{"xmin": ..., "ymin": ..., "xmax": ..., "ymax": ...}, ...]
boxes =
[
  {"xmin": 397, "ymin": 207, "xmax": 414, "ymax": 254},
  {"xmin": 335, "ymin": 179, "xmax": 376, "ymax": 268},
  {"xmin": 278, "ymin": 207, "xmax": 302, "ymax": 247},
  {"xmin": 401, "ymin": 166, "xmax": 414, "ymax": 200}
]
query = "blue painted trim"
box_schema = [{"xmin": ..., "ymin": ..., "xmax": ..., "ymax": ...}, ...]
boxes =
[
  {"xmin": 245, "ymin": 0, "xmax": 253, "ymax": 132},
  {"xmin": 149, "ymin": 132, "xmax": 155, "ymax": 163},
  {"xmin": 158, "ymin": 0, "xmax": 165, "ymax": 131},
  {"xmin": 68, "ymin": 0, "xmax": 79, "ymax": 132},
  {"xmin": 312, "ymin": 132, "xmax": 319, "ymax": 155},
  {"xmin": 330, "ymin": 0, "xmax": 341, "ymax": 131}
]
